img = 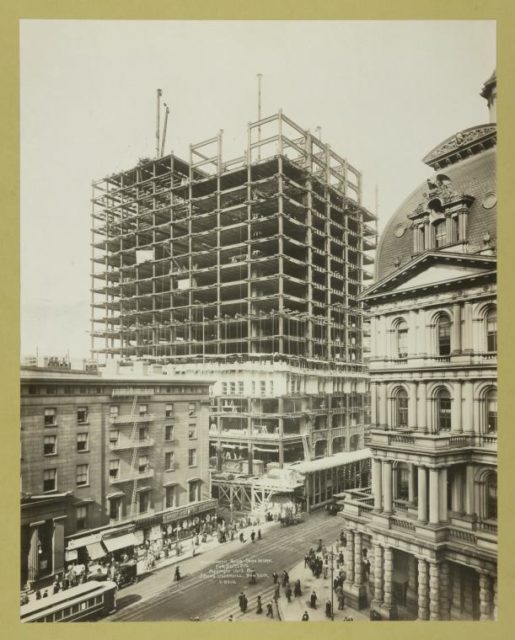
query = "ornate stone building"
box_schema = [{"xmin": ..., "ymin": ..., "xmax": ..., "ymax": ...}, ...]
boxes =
[{"xmin": 339, "ymin": 71, "xmax": 497, "ymax": 620}]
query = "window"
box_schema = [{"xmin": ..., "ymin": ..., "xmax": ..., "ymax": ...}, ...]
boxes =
[
  {"xmin": 77, "ymin": 407, "xmax": 88, "ymax": 424},
  {"xmin": 110, "ymin": 405, "xmax": 119, "ymax": 419},
  {"xmin": 189, "ymin": 480, "xmax": 201, "ymax": 503},
  {"xmin": 76, "ymin": 464, "xmax": 89, "ymax": 486},
  {"xmin": 165, "ymin": 425, "xmax": 174, "ymax": 441},
  {"xmin": 486, "ymin": 308, "xmax": 497, "ymax": 352},
  {"xmin": 188, "ymin": 449, "xmax": 197, "ymax": 467},
  {"xmin": 396, "ymin": 389, "xmax": 409, "ymax": 428},
  {"xmin": 109, "ymin": 497, "xmax": 122, "ymax": 520},
  {"xmin": 165, "ymin": 485, "xmax": 176, "ymax": 509},
  {"xmin": 46, "ymin": 386, "xmax": 56, "ymax": 395},
  {"xmin": 44, "ymin": 408, "xmax": 57, "ymax": 427},
  {"xmin": 138, "ymin": 491, "xmax": 150, "ymax": 514},
  {"xmin": 434, "ymin": 220, "xmax": 447, "ymax": 247},
  {"xmin": 188, "ymin": 403, "xmax": 196, "ymax": 416},
  {"xmin": 486, "ymin": 389, "xmax": 497, "ymax": 433},
  {"xmin": 188, "ymin": 423, "xmax": 197, "ymax": 439},
  {"xmin": 260, "ymin": 381, "xmax": 266, "ymax": 397},
  {"xmin": 397, "ymin": 465, "xmax": 410, "ymax": 500},
  {"xmin": 28, "ymin": 385, "xmax": 37, "ymax": 395},
  {"xmin": 109, "ymin": 430, "xmax": 119, "ymax": 446},
  {"xmin": 229, "ymin": 382, "xmax": 236, "ymax": 396},
  {"xmin": 436, "ymin": 389, "xmax": 451, "ymax": 432},
  {"xmin": 109, "ymin": 459, "xmax": 119, "ymax": 479},
  {"xmin": 43, "ymin": 435, "xmax": 57, "ymax": 455},
  {"xmin": 238, "ymin": 381, "xmax": 244, "ymax": 395},
  {"xmin": 396, "ymin": 320, "xmax": 408, "ymax": 358},
  {"xmin": 165, "ymin": 451, "xmax": 175, "ymax": 470},
  {"xmin": 77, "ymin": 433, "xmax": 89, "ymax": 452},
  {"xmin": 252, "ymin": 381, "xmax": 256, "ymax": 396},
  {"xmin": 165, "ymin": 403, "xmax": 173, "ymax": 418},
  {"xmin": 437, "ymin": 316, "xmax": 451, "ymax": 356},
  {"xmin": 138, "ymin": 455, "xmax": 149, "ymax": 474},
  {"xmin": 222, "ymin": 382, "xmax": 228, "ymax": 396},
  {"xmin": 76, "ymin": 505, "xmax": 87, "ymax": 530},
  {"xmin": 43, "ymin": 468, "xmax": 57, "ymax": 492},
  {"xmin": 139, "ymin": 427, "xmax": 149, "ymax": 441},
  {"xmin": 139, "ymin": 404, "xmax": 148, "ymax": 416},
  {"xmin": 486, "ymin": 474, "xmax": 497, "ymax": 519},
  {"xmin": 270, "ymin": 380, "xmax": 274, "ymax": 395}
]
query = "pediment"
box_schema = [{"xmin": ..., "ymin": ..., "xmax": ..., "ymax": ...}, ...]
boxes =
[{"xmin": 394, "ymin": 263, "xmax": 488, "ymax": 291}]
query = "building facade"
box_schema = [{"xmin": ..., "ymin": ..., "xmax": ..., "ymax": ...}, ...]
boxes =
[
  {"xmin": 20, "ymin": 361, "xmax": 214, "ymax": 587},
  {"xmin": 338, "ymin": 72, "xmax": 497, "ymax": 620},
  {"xmin": 90, "ymin": 111, "xmax": 375, "ymax": 471}
]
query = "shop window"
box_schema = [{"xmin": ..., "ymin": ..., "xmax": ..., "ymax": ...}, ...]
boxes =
[
  {"xmin": 165, "ymin": 425, "xmax": 174, "ymax": 441},
  {"xmin": 188, "ymin": 423, "xmax": 197, "ymax": 439},
  {"xmin": 437, "ymin": 316, "xmax": 451, "ymax": 356},
  {"xmin": 76, "ymin": 505, "xmax": 88, "ymax": 530},
  {"xmin": 77, "ymin": 433, "xmax": 89, "ymax": 452},
  {"xmin": 138, "ymin": 455, "xmax": 150, "ymax": 474},
  {"xmin": 486, "ymin": 389, "xmax": 497, "ymax": 433},
  {"xmin": 43, "ymin": 468, "xmax": 57, "ymax": 492},
  {"xmin": 76, "ymin": 464, "xmax": 89, "ymax": 487},
  {"xmin": 188, "ymin": 449, "xmax": 197, "ymax": 467},
  {"xmin": 77, "ymin": 407, "xmax": 88, "ymax": 424},
  {"xmin": 44, "ymin": 408, "xmax": 57, "ymax": 427},
  {"xmin": 109, "ymin": 459, "xmax": 119, "ymax": 479},
  {"xmin": 165, "ymin": 451, "xmax": 175, "ymax": 470},
  {"xmin": 43, "ymin": 435, "xmax": 57, "ymax": 455},
  {"xmin": 165, "ymin": 485, "xmax": 176, "ymax": 509},
  {"xmin": 486, "ymin": 308, "xmax": 497, "ymax": 352},
  {"xmin": 436, "ymin": 388, "xmax": 451, "ymax": 432}
]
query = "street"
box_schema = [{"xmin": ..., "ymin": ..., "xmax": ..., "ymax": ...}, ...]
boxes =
[{"xmin": 109, "ymin": 511, "xmax": 345, "ymax": 621}]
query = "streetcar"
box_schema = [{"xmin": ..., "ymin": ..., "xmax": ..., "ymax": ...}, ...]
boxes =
[{"xmin": 20, "ymin": 580, "xmax": 117, "ymax": 623}]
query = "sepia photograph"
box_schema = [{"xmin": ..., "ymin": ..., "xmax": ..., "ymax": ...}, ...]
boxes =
[{"xmin": 19, "ymin": 19, "xmax": 497, "ymax": 623}]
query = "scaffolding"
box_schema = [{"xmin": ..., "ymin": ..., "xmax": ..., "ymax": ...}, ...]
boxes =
[{"xmin": 90, "ymin": 111, "xmax": 376, "ymax": 469}]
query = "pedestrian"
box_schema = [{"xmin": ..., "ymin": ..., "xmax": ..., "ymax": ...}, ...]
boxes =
[
  {"xmin": 317, "ymin": 538, "xmax": 323, "ymax": 552},
  {"xmin": 323, "ymin": 559, "xmax": 329, "ymax": 579},
  {"xmin": 249, "ymin": 569, "xmax": 257, "ymax": 585},
  {"xmin": 35, "ymin": 590, "xmax": 41, "ymax": 600},
  {"xmin": 175, "ymin": 566, "xmax": 181, "ymax": 581},
  {"xmin": 238, "ymin": 591, "xmax": 245, "ymax": 612},
  {"xmin": 42, "ymin": 590, "xmax": 48, "ymax": 598},
  {"xmin": 256, "ymin": 595, "xmax": 263, "ymax": 614},
  {"xmin": 257, "ymin": 528, "xmax": 262, "ymax": 540},
  {"xmin": 302, "ymin": 610, "xmax": 309, "ymax": 621},
  {"xmin": 333, "ymin": 578, "xmax": 339, "ymax": 592},
  {"xmin": 294, "ymin": 579, "xmax": 302, "ymax": 597},
  {"xmin": 250, "ymin": 530, "xmax": 256, "ymax": 543},
  {"xmin": 325, "ymin": 599, "xmax": 332, "ymax": 619},
  {"xmin": 228, "ymin": 614, "xmax": 233, "ymax": 622},
  {"xmin": 338, "ymin": 590, "xmax": 345, "ymax": 611},
  {"xmin": 304, "ymin": 553, "xmax": 310, "ymax": 568},
  {"xmin": 239, "ymin": 532, "xmax": 245, "ymax": 543},
  {"xmin": 266, "ymin": 602, "xmax": 274, "ymax": 618},
  {"xmin": 310, "ymin": 590, "xmax": 317, "ymax": 609},
  {"xmin": 272, "ymin": 571, "xmax": 278, "ymax": 584},
  {"xmin": 282, "ymin": 570, "xmax": 289, "ymax": 587},
  {"xmin": 274, "ymin": 584, "xmax": 280, "ymax": 601},
  {"xmin": 242, "ymin": 593, "xmax": 248, "ymax": 613},
  {"xmin": 285, "ymin": 584, "xmax": 292, "ymax": 602}
]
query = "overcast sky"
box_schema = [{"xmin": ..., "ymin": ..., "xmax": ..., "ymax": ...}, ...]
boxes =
[{"xmin": 20, "ymin": 20, "xmax": 496, "ymax": 360}]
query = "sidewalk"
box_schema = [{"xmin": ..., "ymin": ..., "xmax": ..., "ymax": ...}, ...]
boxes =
[{"xmin": 276, "ymin": 542, "xmax": 370, "ymax": 622}]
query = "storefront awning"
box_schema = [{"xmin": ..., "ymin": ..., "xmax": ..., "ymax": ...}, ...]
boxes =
[
  {"xmin": 103, "ymin": 533, "xmax": 138, "ymax": 552},
  {"xmin": 67, "ymin": 533, "xmax": 103, "ymax": 551},
  {"xmin": 86, "ymin": 542, "xmax": 106, "ymax": 560}
]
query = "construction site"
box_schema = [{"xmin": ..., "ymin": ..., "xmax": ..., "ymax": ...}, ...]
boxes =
[{"xmin": 90, "ymin": 106, "xmax": 376, "ymax": 480}]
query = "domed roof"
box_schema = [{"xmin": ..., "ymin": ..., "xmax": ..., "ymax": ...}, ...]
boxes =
[{"xmin": 376, "ymin": 127, "xmax": 496, "ymax": 281}]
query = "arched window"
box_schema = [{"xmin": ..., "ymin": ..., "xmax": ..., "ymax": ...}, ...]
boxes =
[
  {"xmin": 486, "ymin": 308, "xmax": 497, "ymax": 352},
  {"xmin": 486, "ymin": 473, "xmax": 497, "ymax": 520},
  {"xmin": 396, "ymin": 320, "xmax": 408, "ymax": 358},
  {"xmin": 437, "ymin": 315, "xmax": 451, "ymax": 356},
  {"xmin": 395, "ymin": 388, "xmax": 409, "ymax": 428},
  {"xmin": 436, "ymin": 388, "xmax": 451, "ymax": 432},
  {"xmin": 434, "ymin": 220, "xmax": 447, "ymax": 247},
  {"xmin": 486, "ymin": 389, "xmax": 497, "ymax": 433}
]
